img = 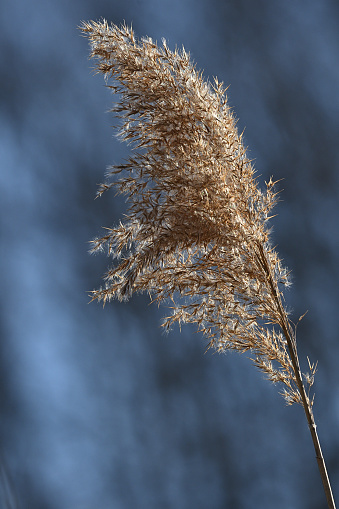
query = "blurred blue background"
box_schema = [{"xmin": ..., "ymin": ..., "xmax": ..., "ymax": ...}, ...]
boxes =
[{"xmin": 1, "ymin": 0, "xmax": 339, "ymax": 508}]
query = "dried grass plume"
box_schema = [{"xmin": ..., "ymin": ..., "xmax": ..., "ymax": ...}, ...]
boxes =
[{"xmin": 80, "ymin": 20, "xmax": 335, "ymax": 508}]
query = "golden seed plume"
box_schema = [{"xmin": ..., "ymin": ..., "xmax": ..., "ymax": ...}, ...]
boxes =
[
  {"xmin": 80, "ymin": 22, "xmax": 339, "ymax": 508},
  {"xmin": 80, "ymin": 20, "xmax": 309, "ymax": 405}
]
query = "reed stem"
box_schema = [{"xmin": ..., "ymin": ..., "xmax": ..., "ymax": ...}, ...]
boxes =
[{"xmin": 259, "ymin": 243, "xmax": 336, "ymax": 509}]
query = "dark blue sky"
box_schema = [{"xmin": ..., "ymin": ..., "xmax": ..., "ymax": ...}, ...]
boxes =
[{"xmin": 1, "ymin": 0, "xmax": 339, "ymax": 508}]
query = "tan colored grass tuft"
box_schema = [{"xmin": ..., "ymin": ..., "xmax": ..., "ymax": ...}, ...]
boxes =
[{"xmin": 80, "ymin": 20, "xmax": 336, "ymax": 508}]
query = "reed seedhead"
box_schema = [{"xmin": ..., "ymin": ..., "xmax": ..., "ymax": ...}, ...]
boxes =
[
  {"xmin": 81, "ymin": 19, "xmax": 304, "ymax": 404},
  {"xmin": 80, "ymin": 20, "xmax": 336, "ymax": 509}
]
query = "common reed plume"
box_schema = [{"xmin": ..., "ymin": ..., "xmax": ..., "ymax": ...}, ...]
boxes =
[{"xmin": 80, "ymin": 20, "xmax": 336, "ymax": 508}]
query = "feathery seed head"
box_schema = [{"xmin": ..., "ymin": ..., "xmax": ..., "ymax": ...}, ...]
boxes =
[{"xmin": 81, "ymin": 20, "xmax": 302, "ymax": 404}]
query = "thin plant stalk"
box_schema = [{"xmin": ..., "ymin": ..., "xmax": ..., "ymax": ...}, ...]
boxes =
[
  {"xmin": 80, "ymin": 20, "xmax": 336, "ymax": 508},
  {"xmin": 259, "ymin": 244, "xmax": 336, "ymax": 509}
]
